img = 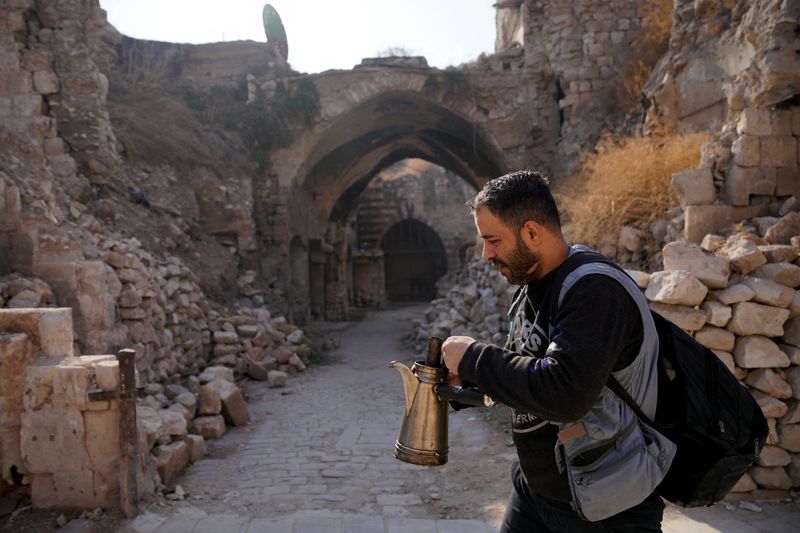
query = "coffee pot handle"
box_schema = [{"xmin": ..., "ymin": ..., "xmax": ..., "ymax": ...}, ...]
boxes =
[{"xmin": 435, "ymin": 383, "xmax": 495, "ymax": 407}]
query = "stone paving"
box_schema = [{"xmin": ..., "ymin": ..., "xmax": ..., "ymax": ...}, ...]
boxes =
[
  {"xmin": 116, "ymin": 305, "xmax": 800, "ymax": 533},
  {"xmin": 120, "ymin": 305, "xmax": 506, "ymax": 532}
]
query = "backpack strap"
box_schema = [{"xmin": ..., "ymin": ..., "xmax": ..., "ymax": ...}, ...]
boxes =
[{"xmin": 546, "ymin": 246, "xmax": 661, "ymax": 421}]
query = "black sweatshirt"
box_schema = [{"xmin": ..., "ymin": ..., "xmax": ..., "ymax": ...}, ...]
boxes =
[{"xmin": 458, "ymin": 267, "xmax": 643, "ymax": 503}]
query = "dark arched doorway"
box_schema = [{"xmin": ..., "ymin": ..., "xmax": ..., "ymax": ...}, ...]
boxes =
[{"xmin": 381, "ymin": 219, "xmax": 447, "ymax": 302}]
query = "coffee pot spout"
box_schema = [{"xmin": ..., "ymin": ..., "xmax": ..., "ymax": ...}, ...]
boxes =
[{"xmin": 389, "ymin": 361, "xmax": 417, "ymax": 417}]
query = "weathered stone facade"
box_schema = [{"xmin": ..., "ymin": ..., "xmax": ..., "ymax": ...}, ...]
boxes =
[{"xmin": 644, "ymin": 0, "xmax": 800, "ymax": 243}]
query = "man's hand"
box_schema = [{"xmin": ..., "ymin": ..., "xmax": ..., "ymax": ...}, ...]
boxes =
[{"xmin": 442, "ymin": 335, "xmax": 476, "ymax": 385}]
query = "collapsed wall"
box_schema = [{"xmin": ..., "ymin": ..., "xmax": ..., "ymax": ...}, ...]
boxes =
[
  {"xmin": 644, "ymin": 0, "xmax": 800, "ymax": 242},
  {"xmin": 0, "ymin": 0, "xmax": 315, "ymax": 510}
]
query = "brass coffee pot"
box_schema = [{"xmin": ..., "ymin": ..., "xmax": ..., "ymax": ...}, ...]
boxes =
[{"xmin": 389, "ymin": 337, "xmax": 493, "ymax": 466}]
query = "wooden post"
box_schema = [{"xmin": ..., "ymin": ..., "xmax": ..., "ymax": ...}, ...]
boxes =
[{"xmin": 117, "ymin": 348, "xmax": 139, "ymax": 518}]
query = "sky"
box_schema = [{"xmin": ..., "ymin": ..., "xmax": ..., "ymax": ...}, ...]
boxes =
[{"xmin": 98, "ymin": 0, "xmax": 497, "ymax": 74}]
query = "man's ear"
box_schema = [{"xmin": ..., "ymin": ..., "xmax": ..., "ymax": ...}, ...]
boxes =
[{"xmin": 520, "ymin": 220, "xmax": 541, "ymax": 246}]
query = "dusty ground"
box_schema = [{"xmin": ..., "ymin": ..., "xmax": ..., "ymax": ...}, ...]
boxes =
[{"xmin": 2, "ymin": 304, "xmax": 799, "ymax": 532}]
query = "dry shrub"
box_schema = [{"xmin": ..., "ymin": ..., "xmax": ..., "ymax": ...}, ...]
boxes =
[
  {"xmin": 615, "ymin": 0, "xmax": 674, "ymax": 111},
  {"xmin": 557, "ymin": 131, "xmax": 711, "ymax": 247}
]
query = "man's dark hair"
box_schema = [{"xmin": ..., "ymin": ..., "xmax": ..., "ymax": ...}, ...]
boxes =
[{"xmin": 467, "ymin": 170, "xmax": 561, "ymax": 232}]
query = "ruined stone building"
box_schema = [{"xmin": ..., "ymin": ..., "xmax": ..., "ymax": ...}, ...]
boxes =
[{"xmin": 0, "ymin": 0, "xmax": 798, "ymax": 511}]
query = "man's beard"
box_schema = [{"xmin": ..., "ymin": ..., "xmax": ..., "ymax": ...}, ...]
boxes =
[{"xmin": 490, "ymin": 237, "xmax": 540, "ymax": 285}]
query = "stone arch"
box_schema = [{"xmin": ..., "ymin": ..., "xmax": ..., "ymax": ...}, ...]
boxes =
[
  {"xmin": 271, "ymin": 87, "xmax": 505, "ymax": 319},
  {"xmin": 296, "ymin": 90, "xmax": 503, "ymax": 230},
  {"xmin": 380, "ymin": 219, "xmax": 447, "ymax": 302}
]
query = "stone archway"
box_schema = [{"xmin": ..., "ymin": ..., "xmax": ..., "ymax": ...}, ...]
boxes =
[{"xmin": 380, "ymin": 219, "xmax": 447, "ymax": 302}]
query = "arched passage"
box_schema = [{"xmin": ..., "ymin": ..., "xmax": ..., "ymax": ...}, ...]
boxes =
[
  {"xmin": 278, "ymin": 89, "xmax": 504, "ymax": 319},
  {"xmin": 380, "ymin": 219, "xmax": 447, "ymax": 302}
]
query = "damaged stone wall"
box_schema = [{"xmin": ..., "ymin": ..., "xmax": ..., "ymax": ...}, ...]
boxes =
[{"xmin": 644, "ymin": 0, "xmax": 800, "ymax": 243}]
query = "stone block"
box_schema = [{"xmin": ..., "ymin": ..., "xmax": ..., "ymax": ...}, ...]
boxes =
[
  {"xmin": 731, "ymin": 135, "xmax": 760, "ymax": 167},
  {"xmin": 717, "ymin": 283, "xmax": 755, "ymax": 305},
  {"xmin": 694, "ymin": 326, "xmax": 735, "ymax": 351},
  {"xmin": 775, "ymin": 168, "xmax": 800, "ymax": 197},
  {"xmin": 728, "ymin": 302, "xmax": 789, "ymax": 337},
  {"xmin": 30, "ymin": 470, "xmax": 107, "ymax": 510},
  {"xmin": 7, "ymin": 289, "xmax": 42, "ymax": 308},
  {"xmin": 95, "ymin": 360, "xmax": 118, "ymax": 392},
  {"xmin": 32, "ymin": 70, "xmax": 58, "ymax": 95},
  {"xmin": 745, "ymin": 369, "xmax": 792, "ymax": 399},
  {"xmin": 725, "ymin": 166, "xmax": 753, "ymax": 206},
  {"xmin": 780, "ymin": 339, "xmax": 800, "ymax": 365},
  {"xmin": 12, "ymin": 94, "xmax": 43, "ymax": 117},
  {"xmin": 733, "ymin": 335, "xmax": 791, "ymax": 368},
  {"xmin": 52, "ymin": 361, "xmax": 90, "ymax": 409},
  {"xmin": 729, "ymin": 472, "xmax": 756, "ymax": 492},
  {"xmin": 749, "ymin": 466, "xmax": 792, "ymax": 490},
  {"xmin": 771, "ymin": 109, "xmax": 793, "ymax": 136},
  {"xmin": 754, "ymin": 392, "xmax": 788, "ymax": 418},
  {"xmin": 737, "ymin": 108, "xmax": 771, "ymax": 136},
  {"xmin": 197, "ymin": 385, "xmax": 221, "ymax": 416},
  {"xmin": 212, "ymin": 331, "xmax": 239, "ymax": 344},
  {"xmin": 740, "ymin": 277, "xmax": 794, "ymax": 307},
  {"xmin": 0, "ymin": 96, "xmax": 10, "ymax": 117},
  {"xmin": 684, "ymin": 205, "xmax": 764, "ymax": 242},
  {"xmin": 784, "ymin": 316, "xmax": 800, "ymax": 347},
  {"xmin": 205, "ymin": 378, "xmax": 250, "ymax": 426},
  {"xmin": 786, "ymin": 367, "xmax": 800, "ymax": 401},
  {"xmin": 267, "ymin": 370, "xmax": 288, "ymax": 388},
  {"xmin": 167, "ymin": 402, "xmax": 192, "ymax": 426},
  {"xmin": 756, "ymin": 445, "xmax": 791, "ymax": 467},
  {"xmin": 190, "ymin": 415, "xmax": 226, "ymax": 440},
  {"xmin": 761, "ymin": 136, "xmax": 797, "ymax": 168},
  {"xmin": 662, "ymin": 242, "xmax": 730, "ymax": 289},
  {"xmin": 645, "ymin": 270, "xmax": 708, "ymax": 306},
  {"xmin": 702, "ymin": 300, "xmax": 732, "ymax": 327},
  {"xmin": 158, "ymin": 409, "xmax": 188, "ymax": 439},
  {"xmin": 624, "ymin": 270, "xmax": 650, "ymax": 289},
  {"xmin": 21, "ymin": 408, "xmax": 89, "ymax": 473},
  {"xmin": 153, "ymin": 441, "xmax": 189, "ymax": 487},
  {"xmin": 136, "ymin": 405, "xmax": 165, "ymax": 450},
  {"xmin": 650, "ymin": 303, "xmax": 707, "ymax": 331},
  {"xmin": 752, "ymin": 167, "xmax": 777, "ymax": 196},
  {"xmin": 776, "ymin": 424, "xmax": 800, "ymax": 452},
  {"xmin": 173, "ymin": 391, "xmax": 197, "ymax": 418},
  {"xmin": 758, "ymin": 245, "xmax": 798, "ymax": 264},
  {"xmin": 0, "ymin": 332, "xmax": 33, "ymax": 401},
  {"xmin": 716, "ymin": 237, "xmax": 767, "ymax": 275},
  {"xmin": 765, "ymin": 212, "xmax": 800, "ymax": 245},
  {"xmin": 0, "ymin": 308, "xmax": 74, "ymax": 358},
  {"xmin": 198, "ymin": 365, "xmax": 233, "ymax": 383},
  {"xmin": 183, "ymin": 434, "xmax": 206, "ymax": 463},
  {"xmin": 789, "ymin": 453, "xmax": 800, "ymax": 487},
  {"xmin": 783, "ymin": 401, "xmax": 800, "ymax": 425},
  {"xmin": 84, "ymin": 409, "xmax": 118, "ymax": 470},
  {"xmin": 712, "ymin": 350, "xmax": 735, "ymax": 373}
]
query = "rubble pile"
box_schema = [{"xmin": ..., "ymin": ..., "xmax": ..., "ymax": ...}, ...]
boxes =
[
  {"xmin": 0, "ymin": 274, "xmax": 57, "ymax": 309},
  {"xmin": 416, "ymin": 211, "xmax": 800, "ymax": 498}
]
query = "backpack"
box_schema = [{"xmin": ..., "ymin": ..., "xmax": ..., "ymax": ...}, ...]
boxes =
[{"xmin": 549, "ymin": 248, "xmax": 769, "ymax": 507}]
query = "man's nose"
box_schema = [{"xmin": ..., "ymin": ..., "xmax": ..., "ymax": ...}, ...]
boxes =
[{"xmin": 482, "ymin": 242, "xmax": 494, "ymax": 261}]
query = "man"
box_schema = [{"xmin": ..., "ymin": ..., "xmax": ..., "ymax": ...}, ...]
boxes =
[{"xmin": 442, "ymin": 170, "xmax": 667, "ymax": 532}]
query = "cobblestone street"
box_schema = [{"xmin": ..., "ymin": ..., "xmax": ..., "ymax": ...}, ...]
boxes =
[
  {"xmin": 115, "ymin": 305, "xmax": 800, "ymax": 533},
  {"xmin": 120, "ymin": 305, "xmax": 509, "ymax": 532}
]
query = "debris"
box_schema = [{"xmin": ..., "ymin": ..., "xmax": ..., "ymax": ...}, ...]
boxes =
[{"xmin": 738, "ymin": 501, "xmax": 763, "ymax": 512}]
